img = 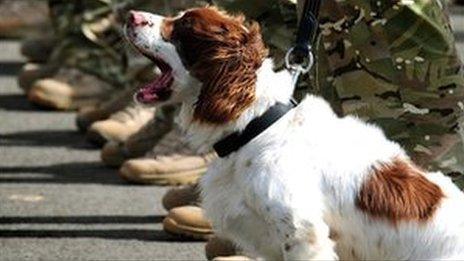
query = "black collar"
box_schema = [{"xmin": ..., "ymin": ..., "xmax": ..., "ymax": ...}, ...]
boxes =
[{"xmin": 213, "ymin": 101, "xmax": 296, "ymax": 158}]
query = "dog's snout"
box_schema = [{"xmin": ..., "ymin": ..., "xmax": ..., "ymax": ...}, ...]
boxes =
[{"xmin": 128, "ymin": 11, "xmax": 148, "ymax": 26}]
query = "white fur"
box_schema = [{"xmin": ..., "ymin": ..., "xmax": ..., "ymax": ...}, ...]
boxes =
[{"xmin": 127, "ymin": 10, "xmax": 464, "ymax": 260}]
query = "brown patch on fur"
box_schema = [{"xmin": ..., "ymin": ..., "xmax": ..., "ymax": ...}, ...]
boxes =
[
  {"xmin": 163, "ymin": 7, "xmax": 268, "ymax": 124},
  {"xmin": 356, "ymin": 158, "xmax": 444, "ymax": 224}
]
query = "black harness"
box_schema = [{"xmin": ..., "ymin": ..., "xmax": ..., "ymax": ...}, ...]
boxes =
[{"xmin": 213, "ymin": 0, "xmax": 321, "ymax": 158}]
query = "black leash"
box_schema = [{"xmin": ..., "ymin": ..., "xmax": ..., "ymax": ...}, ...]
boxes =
[
  {"xmin": 293, "ymin": 0, "xmax": 321, "ymax": 63},
  {"xmin": 285, "ymin": 0, "xmax": 321, "ymax": 87},
  {"xmin": 213, "ymin": 0, "xmax": 321, "ymax": 158}
]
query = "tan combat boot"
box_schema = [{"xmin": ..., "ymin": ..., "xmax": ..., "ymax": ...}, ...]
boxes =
[
  {"xmin": 162, "ymin": 184, "xmax": 201, "ymax": 211},
  {"xmin": 161, "ymin": 187, "xmax": 247, "ymax": 259},
  {"xmin": 75, "ymin": 86, "xmax": 136, "ymax": 132},
  {"xmin": 163, "ymin": 206, "xmax": 213, "ymax": 240},
  {"xmin": 118, "ymin": 128, "xmax": 216, "ymax": 185},
  {"xmin": 28, "ymin": 67, "xmax": 113, "ymax": 110},
  {"xmin": 100, "ymin": 118, "xmax": 169, "ymax": 167},
  {"xmin": 86, "ymin": 102, "xmax": 156, "ymax": 146},
  {"xmin": 100, "ymin": 105, "xmax": 176, "ymax": 167},
  {"xmin": 164, "ymin": 205, "xmax": 247, "ymax": 259},
  {"xmin": 75, "ymin": 58, "xmax": 159, "ymax": 132}
]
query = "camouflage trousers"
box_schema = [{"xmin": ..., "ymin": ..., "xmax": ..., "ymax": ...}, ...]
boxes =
[
  {"xmin": 296, "ymin": 0, "xmax": 464, "ymax": 178},
  {"xmin": 45, "ymin": 0, "xmax": 212, "ymax": 89}
]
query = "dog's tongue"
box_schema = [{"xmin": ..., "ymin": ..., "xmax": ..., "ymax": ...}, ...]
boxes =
[
  {"xmin": 136, "ymin": 81, "xmax": 160, "ymax": 103},
  {"xmin": 135, "ymin": 72, "xmax": 173, "ymax": 104}
]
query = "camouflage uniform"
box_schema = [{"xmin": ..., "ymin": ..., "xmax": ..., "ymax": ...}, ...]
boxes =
[
  {"xmin": 47, "ymin": 0, "xmax": 137, "ymax": 88},
  {"xmin": 47, "ymin": 0, "xmax": 192, "ymax": 88},
  {"xmin": 312, "ymin": 0, "xmax": 464, "ymax": 182}
]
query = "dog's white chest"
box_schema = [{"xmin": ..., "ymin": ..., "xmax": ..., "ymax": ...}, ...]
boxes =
[{"xmin": 201, "ymin": 156, "xmax": 292, "ymax": 259}]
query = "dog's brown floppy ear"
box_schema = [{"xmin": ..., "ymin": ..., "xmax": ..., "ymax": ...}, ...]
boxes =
[{"xmin": 192, "ymin": 21, "xmax": 268, "ymax": 124}]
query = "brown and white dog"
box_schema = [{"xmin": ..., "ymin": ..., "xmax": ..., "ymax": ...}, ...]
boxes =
[{"xmin": 125, "ymin": 6, "xmax": 464, "ymax": 260}]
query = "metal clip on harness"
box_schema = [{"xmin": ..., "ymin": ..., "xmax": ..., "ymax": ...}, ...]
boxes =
[
  {"xmin": 285, "ymin": 0, "xmax": 322, "ymax": 90},
  {"xmin": 286, "ymin": 46, "xmax": 314, "ymax": 88}
]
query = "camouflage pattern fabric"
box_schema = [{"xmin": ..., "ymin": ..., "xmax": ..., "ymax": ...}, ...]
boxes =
[
  {"xmin": 47, "ymin": 0, "xmax": 160, "ymax": 88},
  {"xmin": 46, "ymin": 0, "xmax": 130, "ymax": 87},
  {"xmin": 311, "ymin": 0, "xmax": 464, "ymax": 181}
]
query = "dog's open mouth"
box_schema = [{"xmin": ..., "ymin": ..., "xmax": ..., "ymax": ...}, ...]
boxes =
[{"xmin": 135, "ymin": 54, "xmax": 174, "ymax": 104}]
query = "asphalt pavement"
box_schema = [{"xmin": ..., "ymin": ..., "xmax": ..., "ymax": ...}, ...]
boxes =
[{"xmin": 0, "ymin": 4, "xmax": 463, "ymax": 261}]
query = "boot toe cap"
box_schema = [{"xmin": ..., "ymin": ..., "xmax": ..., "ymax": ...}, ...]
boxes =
[{"xmin": 86, "ymin": 120, "xmax": 133, "ymax": 145}]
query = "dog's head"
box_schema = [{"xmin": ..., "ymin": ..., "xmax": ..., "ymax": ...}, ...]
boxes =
[{"xmin": 125, "ymin": 7, "xmax": 268, "ymax": 124}]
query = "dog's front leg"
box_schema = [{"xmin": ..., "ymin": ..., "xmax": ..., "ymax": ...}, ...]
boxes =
[
  {"xmin": 260, "ymin": 203, "xmax": 338, "ymax": 260},
  {"xmin": 269, "ymin": 202, "xmax": 338, "ymax": 260},
  {"xmin": 281, "ymin": 221, "xmax": 338, "ymax": 261}
]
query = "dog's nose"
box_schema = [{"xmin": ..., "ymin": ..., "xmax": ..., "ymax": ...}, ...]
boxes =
[{"xmin": 129, "ymin": 11, "xmax": 148, "ymax": 26}]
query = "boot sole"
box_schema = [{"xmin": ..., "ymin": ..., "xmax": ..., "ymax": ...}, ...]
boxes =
[
  {"xmin": 163, "ymin": 216, "xmax": 213, "ymax": 241},
  {"xmin": 119, "ymin": 167, "xmax": 206, "ymax": 186}
]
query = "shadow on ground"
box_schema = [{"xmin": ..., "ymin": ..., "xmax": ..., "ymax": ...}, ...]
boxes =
[
  {"xmin": 0, "ymin": 228, "xmax": 203, "ymax": 242},
  {"xmin": 0, "ymin": 215, "xmax": 200, "ymax": 242},
  {"xmin": 0, "ymin": 129, "xmax": 96, "ymax": 150},
  {"xmin": 0, "ymin": 94, "xmax": 65, "ymax": 112},
  {"xmin": 0, "ymin": 162, "xmax": 125, "ymax": 185},
  {"xmin": 0, "ymin": 215, "xmax": 165, "ymax": 224},
  {"xmin": 0, "ymin": 229, "xmax": 195, "ymax": 242},
  {"xmin": 0, "ymin": 61, "xmax": 23, "ymax": 76}
]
